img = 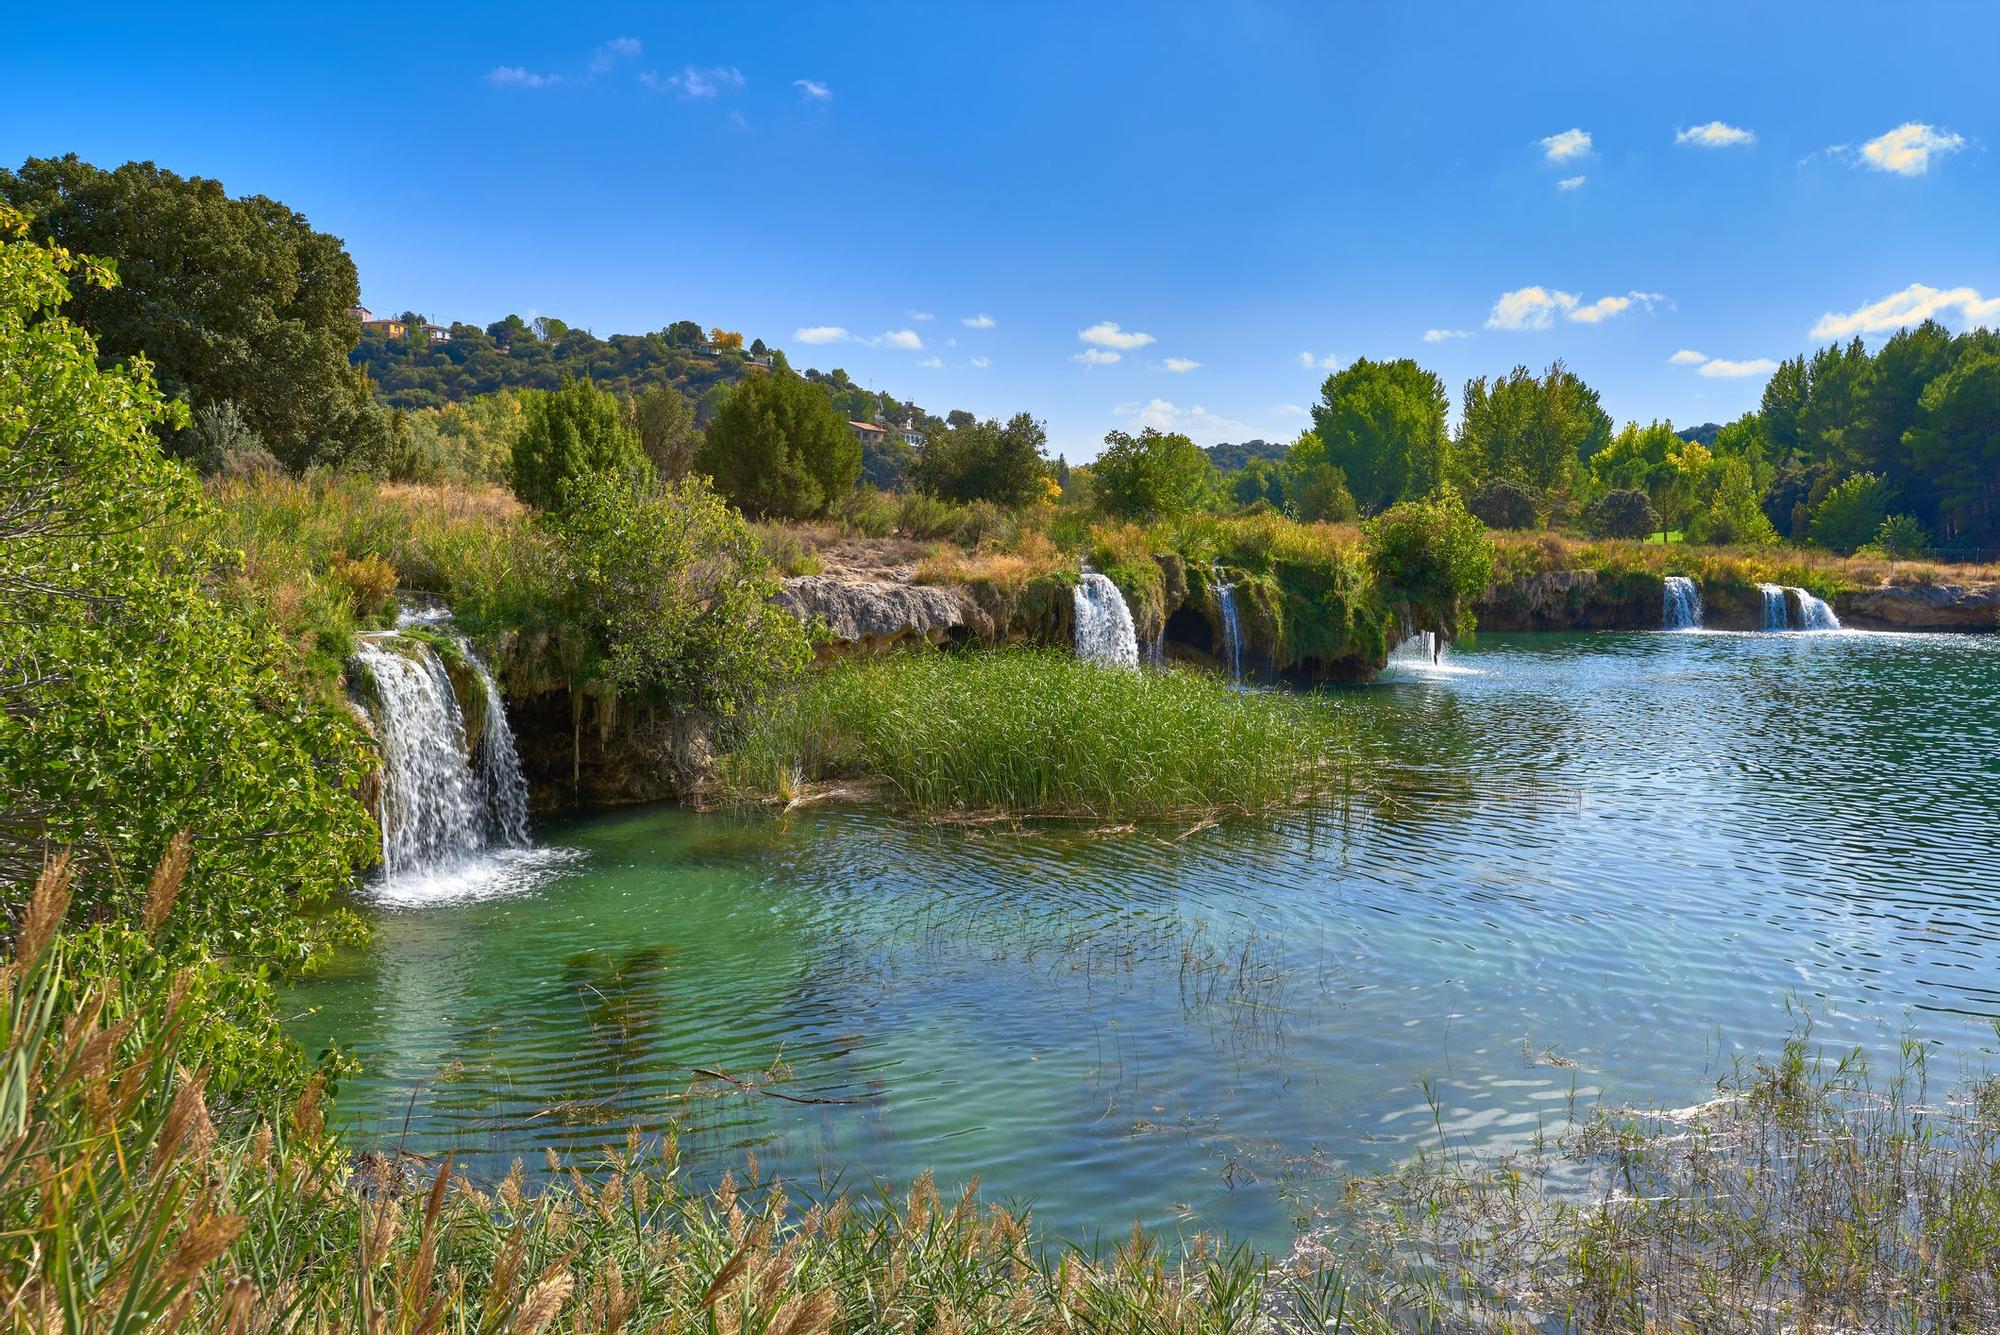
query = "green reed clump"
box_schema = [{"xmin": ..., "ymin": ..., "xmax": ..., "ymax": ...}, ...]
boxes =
[
  {"xmin": 1330, "ymin": 1026, "xmax": 2000, "ymax": 1332},
  {"xmin": 717, "ymin": 649, "xmax": 1351, "ymax": 820},
  {"xmin": 1, "ymin": 851, "xmax": 1380, "ymax": 1332}
]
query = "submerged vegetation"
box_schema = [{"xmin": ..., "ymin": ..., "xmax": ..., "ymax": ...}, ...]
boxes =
[{"xmin": 717, "ymin": 650, "xmax": 1352, "ymax": 820}]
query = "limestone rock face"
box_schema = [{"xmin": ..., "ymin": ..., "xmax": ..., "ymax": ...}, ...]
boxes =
[
  {"xmin": 1841, "ymin": 583, "xmax": 2000, "ymax": 631},
  {"xmin": 774, "ymin": 575, "xmax": 972, "ymax": 652}
]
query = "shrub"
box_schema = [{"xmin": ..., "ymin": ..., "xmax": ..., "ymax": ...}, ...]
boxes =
[
  {"xmin": 1467, "ymin": 477, "xmax": 1542, "ymax": 529},
  {"xmin": 1688, "ymin": 457, "xmax": 1778, "ymax": 547},
  {"xmin": 697, "ymin": 368, "xmax": 860, "ymax": 518},
  {"xmin": 1869, "ymin": 513, "xmax": 1933, "ymax": 558},
  {"xmin": 1809, "ymin": 472, "xmax": 1891, "ymax": 554},
  {"xmin": 1364, "ymin": 485, "xmax": 1494, "ymax": 637},
  {"xmin": 911, "ymin": 411, "xmax": 1052, "ymax": 508},
  {"xmin": 1093, "ymin": 427, "xmax": 1215, "ymax": 519},
  {"xmin": 510, "ymin": 377, "xmax": 649, "ymax": 510},
  {"xmin": 834, "ymin": 485, "xmax": 900, "ymax": 537},
  {"xmin": 541, "ymin": 470, "xmax": 811, "ymax": 718},
  {"xmin": 1584, "ymin": 488, "xmax": 1661, "ymax": 539},
  {"xmin": 895, "ymin": 490, "xmax": 965, "ymax": 541},
  {"xmin": 327, "ymin": 551, "xmax": 399, "ymax": 622}
]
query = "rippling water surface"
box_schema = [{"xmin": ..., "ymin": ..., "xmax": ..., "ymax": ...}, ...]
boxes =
[{"xmin": 285, "ymin": 631, "xmax": 2000, "ymax": 1247}]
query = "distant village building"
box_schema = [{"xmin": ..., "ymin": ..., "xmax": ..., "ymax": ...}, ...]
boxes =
[
  {"xmin": 350, "ymin": 307, "xmax": 450, "ymax": 343},
  {"xmin": 848, "ymin": 420, "xmax": 887, "ymax": 446}
]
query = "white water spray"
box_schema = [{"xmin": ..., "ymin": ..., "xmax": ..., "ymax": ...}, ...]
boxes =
[
  {"xmin": 1756, "ymin": 582, "xmax": 1842, "ymax": 632},
  {"xmin": 1073, "ymin": 571, "xmax": 1139, "ymax": 667},
  {"xmin": 1662, "ymin": 576, "xmax": 1703, "ymax": 631},
  {"xmin": 1758, "ymin": 583, "xmax": 1788, "ymax": 631},
  {"xmin": 1790, "ymin": 587, "xmax": 1842, "ymax": 631}
]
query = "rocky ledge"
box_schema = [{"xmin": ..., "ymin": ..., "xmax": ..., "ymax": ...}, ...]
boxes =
[
  {"xmin": 1841, "ymin": 582, "xmax": 2000, "ymax": 632},
  {"xmin": 774, "ymin": 574, "xmax": 973, "ymax": 654}
]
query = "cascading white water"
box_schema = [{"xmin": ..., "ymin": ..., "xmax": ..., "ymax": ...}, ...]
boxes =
[
  {"xmin": 1386, "ymin": 630, "xmax": 1438, "ymax": 666},
  {"xmin": 1662, "ymin": 576, "xmax": 1703, "ymax": 631},
  {"xmin": 1212, "ymin": 565, "xmax": 1244, "ymax": 685},
  {"xmin": 1073, "ymin": 571, "xmax": 1139, "ymax": 667},
  {"xmin": 352, "ymin": 634, "xmax": 532, "ymax": 883},
  {"xmin": 1790, "ymin": 587, "xmax": 1842, "ymax": 631},
  {"xmin": 1758, "ymin": 583, "xmax": 1789, "ymax": 631}
]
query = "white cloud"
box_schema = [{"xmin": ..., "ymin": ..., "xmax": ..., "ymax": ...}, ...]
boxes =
[
  {"xmin": 1157, "ymin": 357, "xmax": 1201, "ymax": 373},
  {"xmin": 1698, "ymin": 357, "xmax": 1780, "ymax": 378},
  {"xmin": 1557, "ymin": 175, "xmax": 1587, "ymax": 191},
  {"xmin": 1811, "ymin": 282, "xmax": 2000, "ymax": 338},
  {"xmin": 1114, "ymin": 399, "xmax": 1248, "ymax": 437},
  {"xmin": 1568, "ymin": 294, "xmax": 1631, "ymax": 324},
  {"xmin": 871, "ymin": 329, "xmax": 923, "ymax": 350},
  {"xmin": 962, "ymin": 313, "xmax": 996, "ymax": 328},
  {"xmin": 907, "ymin": 310, "xmax": 933, "ymax": 322},
  {"xmin": 487, "ymin": 66, "xmax": 562, "ymax": 89},
  {"xmin": 793, "ymin": 78, "xmax": 832, "ymax": 102},
  {"xmin": 1668, "ymin": 349, "xmax": 1779, "ymax": 379},
  {"xmin": 589, "ymin": 36, "xmax": 642, "ymax": 74},
  {"xmin": 1079, "ymin": 321, "xmax": 1154, "ymax": 350},
  {"xmin": 918, "ymin": 354, "xmax": 943, "ymax": 369},
  {"xmin": 1858, "ymin": 122, "xmax": 1965, "ymax": 176},
  {"xmin": 1298, "ymin": 351, "xmax": 1341, "ymax": 369},
  {"xmin": 967, "ymin": 355, "xmax": 990, "ymax": 369},
  {"xmin": 794, "ymin": 325, "xmax": 848, "ymax": 345},
  {"xmin": 645, "ymin": 65, "xmax": 745, "ymax": 98},
  {"xmin": 1422, "ymin": 328, "xmax": 1473, "ymax": 343},
  {"xmin": 1490, "ymin": 287, "xmax": 1664, "ymax": 329},
  {"xmin": 1486, "ymin": 286, "xmax": 1578, "ymax": 330},
  {"xmin": 1676, "ymin": 121, "xmax": 1755, "ymax": 149},
  {"xmin": 1074, "ymin": 348, "xmax": 1122, "ymax": 366},
  {"xmin": 1540, "ymin": 128, "xmax": 1592, "ymax": 163},
  {"xmin": 1274, "ymin": 404, "xmax": 1308, "ymax": 417}
]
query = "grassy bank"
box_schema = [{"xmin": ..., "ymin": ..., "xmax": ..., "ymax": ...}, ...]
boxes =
[
  {"xmin": 1489, "ymin": 528, "xmax": 2000, "ymax": 599},
  {"xmin": 717, "ymin": 650, "xmax": 1352, "ymax": 821}
]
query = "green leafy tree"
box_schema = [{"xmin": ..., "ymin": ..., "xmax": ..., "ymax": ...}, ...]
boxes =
[
  {"xmin": 1869, "ymin": 514, "xmax": 1934, "ymax": 558},
  {"xmin": 912, "ymin": 412, "xmax": 1051, "ymax": 508},
  {"xmin": 541, "ymin": 471, "xmax": 811, "ymax": 718},
  {"xmin": 1457, "ymin": 361, "xmax": 1610, "ymax": 497},
  {"xmin": 1688, "ymin": 456, "xmax": 1778, "ymax": 546},
  {"xmin": 1092, "ymin": 427, "xmax": 1215, "ymax": 519},
  {"xmin": 1310, "ymin": 357, "xmax": 1450, "ymax": 511},
  {"xmin": 629, "ymin": 384, "xmax": 702, "ymax": 483},
  {"xmin": 0, "ymin": 155, "xmax": 392, "ymax": 471},
  {"xmin": 1364, "ymin": 485, "xmax": 1494, "ymax": 638},
  {"xmin": 1809, "ymin": 473, "xmax": 1892, "ymax": 554},
  {"xmin": 0, "ymin": 208, "xmax": 376, "ymax": 967},
  {"xmin": 697, "ymin": 369, "xmax": 860, "ymax": 519},
  {"xmin": 1905, "ymin": 351, "xmax": 2000, "ymax": 543},
  {"xmin": 1281, "ymin": 433, "xmax": 1356, "ymax": 521},
  {"xmin": 511, "ymin": 377, "xmax": 649, "ymax": 510},
  {"xmin": 1583, "ymin": 489, "xmax": 1661, "ymax": 539},
  {"xmin": 1466, "ymin": 478, "xmax": 1541, "ymax": 530}
]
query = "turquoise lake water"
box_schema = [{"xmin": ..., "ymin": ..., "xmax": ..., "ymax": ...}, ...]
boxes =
[{"xmin": 286, "ymin": 630, "xmax": 2000, "ymax": 1248}]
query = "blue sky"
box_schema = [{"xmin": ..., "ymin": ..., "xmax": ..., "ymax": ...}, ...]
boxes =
[{"xmin": 7, "ymin": 3, "xmax": 1998, "ymax": 460}]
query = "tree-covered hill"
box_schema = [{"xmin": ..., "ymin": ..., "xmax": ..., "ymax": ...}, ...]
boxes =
[{"xmin": 354, "ymin": 314, "xmax": 935, "ymax": 432}]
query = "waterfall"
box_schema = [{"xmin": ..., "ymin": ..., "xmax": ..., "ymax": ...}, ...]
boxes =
[
  {"xmin": 1386, "ymin": 630, "xmax": 1438, "ymax": 666},
  {"xmin": 1757, "ymin": 583, "xmax": 1843, "ymax": 632},
  {"xmin": 1790, "ymin": 587, "xmax": 1842, "ymax": 631},
  {"xmin": 1662, "ymin": 576, "xmax": 1703, "ymax": 631},
  {"xmin": 352, "ymin": 634, "xmax": 531, "ymax": 882},
  {"xmin": 1073, "ymin": 571, "xmax": 1139, "ymax": 667},
  {"xmin": 1758, "ymin": 583, "xmax": 1789, "ymax": 631},
  {"xmin": 1212, "ymin": 565, "xmax": 1244, "ymax": 685}
]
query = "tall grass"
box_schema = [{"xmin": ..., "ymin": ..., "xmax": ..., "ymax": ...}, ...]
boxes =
[
  {"xmin": 716, "ymin": 649, "xmax": 1352, "ymax": 820},
  {"xmin": 1332, "ymin": 1027, "xmax": 2000, "ymax": 1331},
  {"xmin": 2, "ymin": 852, "xmax": 1377, "ymax": 1332}
]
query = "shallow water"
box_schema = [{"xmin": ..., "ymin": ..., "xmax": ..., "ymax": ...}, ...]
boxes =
[{"xmin": 286, "ymin": 630, "xmax": 2000, "ymax": 1248}]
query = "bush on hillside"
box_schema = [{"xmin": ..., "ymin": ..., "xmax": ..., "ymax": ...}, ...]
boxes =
[
  {"xmin": 510, "ymin": 376, "xmax": 649, "ymax": 510},
  {"xmin": 697, "ymin": 369, "xmax": 860, "ymax": 518},
  {"xmin": 1364, "ymin": 485, "xmax": 1494, "ymax": 637},
  {"xmin": 1584, "ymin": 488, "xmax": 1661, "ymax": 539},
  {"xmin": 1467, "ymin": 477, "xmax": 1542, "ymax": 530}
]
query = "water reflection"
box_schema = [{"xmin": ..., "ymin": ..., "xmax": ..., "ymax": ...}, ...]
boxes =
[{"xmin": 287, "ymin": 631, "xmax": 2000, "ymax": 1248}]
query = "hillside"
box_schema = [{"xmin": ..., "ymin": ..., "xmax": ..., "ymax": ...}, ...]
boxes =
[
  {"xmin": 1205, "ymin": 438, "xmax": 1290, "ymax": 471},
  {"xmin": 353, "ymin": 314, "xmax": 932, "ymax": 430}
]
